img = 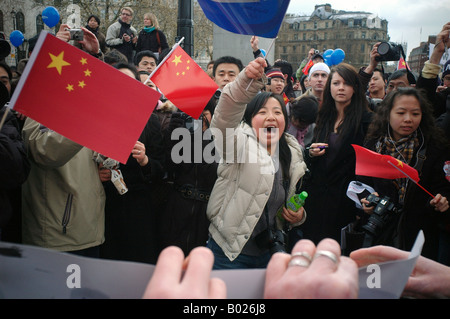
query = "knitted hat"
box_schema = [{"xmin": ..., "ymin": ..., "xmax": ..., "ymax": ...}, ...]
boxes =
[
  {"xmin": 443, "ymin": 59, "xmax": 450, "ymax": 79},
  {"xmin": 265, "ymin": 68, "xmax": 284, "ymax": 80},
  {"xmin": 308, "ymin": 62, "xmax": 330, "ymax": 79}
]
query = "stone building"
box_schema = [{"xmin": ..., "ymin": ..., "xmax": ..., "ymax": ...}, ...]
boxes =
[{"xmin": 276, "ymin": 3, "xmax": 390, "ymax": 71}]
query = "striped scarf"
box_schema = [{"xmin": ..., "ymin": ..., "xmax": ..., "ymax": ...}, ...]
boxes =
[{"xmin": 375, "ymin": 131, "xmax": 419, "ymax": 203}]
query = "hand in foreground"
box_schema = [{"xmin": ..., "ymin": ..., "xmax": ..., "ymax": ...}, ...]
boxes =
[
  {"xmin": 264, "ymin": 238, "xmax": 359, "ymax": 299},
  {"xmin": 142, "ymin": 246, "xmax": 227, "ymax": 299},
  {"xmin": 350, "ymin": 245, "xmax": 450, "ymax": 299}
]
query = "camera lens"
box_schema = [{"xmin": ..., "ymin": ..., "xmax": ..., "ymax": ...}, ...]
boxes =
[{"xmin": 377, "ymin": 42, "xmax": 391, "ymax": 55}]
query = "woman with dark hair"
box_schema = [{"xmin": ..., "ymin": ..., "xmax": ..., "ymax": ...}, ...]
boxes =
[
  {"xmin": 299, "ymin": 63, "xmax": 373, "ymax": 246},
  {"xmin": 85, "ymin": 15, "xmax": 107, "ymax": 54},
  {"xmin": 357, "ymin": 87, "xmax": 450, "ymax": 263},
  {"xmin": 206, "ymin": 57, "xmax": 307, "ymax": 269}
]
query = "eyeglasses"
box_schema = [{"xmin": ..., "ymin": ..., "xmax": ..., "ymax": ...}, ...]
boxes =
[{"xmin": 121, "ymin": 12, "xmax": 132, "ymax": 16}]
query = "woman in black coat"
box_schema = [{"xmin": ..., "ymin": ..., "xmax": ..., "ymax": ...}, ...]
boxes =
[
  {"xmin": 358, "ymin": 88, "xmax": 450, "ymax": 263},
  {"xmin": 135, "ymin": 12, "xmax": 169, "ymax": 58},
  {"xmin": 299, "ymin": 63, "xmax": 373, "ymax": 245}
]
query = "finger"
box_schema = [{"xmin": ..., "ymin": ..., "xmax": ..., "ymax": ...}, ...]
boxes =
[
  {"xmin": 208, "ymin": 278, "xmax": 227, "ymax": 299},
  {"xmin": 265, "ymin": 252, "xmax": 290, "ymax": 286},
  {"xmin": 349, "ymin": 245, "xmax": 409, "ymax": 267},
  {"xmin": 150, "ymin": 246, "xmax": 185, "ymax": 287},
  {"xmin": 286, "ymin": 239, "xmax": 315, "ymax": 274},
  {"xmin": 333, "ymin": 257, "xmax": 359, "ymax": 299},
  {"xmin": 310, "ymin": 238, "xmax": 341, "ymax": 273},
  {"xmin": 181, "ymin": 247, "xmax": 215, "ymax": 296}
]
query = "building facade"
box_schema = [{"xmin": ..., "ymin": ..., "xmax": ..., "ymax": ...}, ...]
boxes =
[{"xmin": 276, "ymin": 4, "xmax": 390, "ymax": 71}]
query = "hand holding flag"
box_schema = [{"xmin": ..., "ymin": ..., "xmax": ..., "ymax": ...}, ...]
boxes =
[{"xmin": 9, "ymin": 31, "xmax": 161, "ymax": 163}]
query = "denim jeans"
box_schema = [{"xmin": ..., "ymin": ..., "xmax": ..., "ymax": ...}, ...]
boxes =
[{"xmin": 207, "ymin": 237, "xmax": 271, "ymax": 269}]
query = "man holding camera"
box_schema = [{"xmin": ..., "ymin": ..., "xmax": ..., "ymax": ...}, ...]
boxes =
[{"xmin": 106, "ymin": 7, "xmax": 138, "ymax": 63}]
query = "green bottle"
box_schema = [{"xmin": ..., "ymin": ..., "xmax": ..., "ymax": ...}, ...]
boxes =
[{"xmin": 277, "ymin": 191, "xmax": 308, "ymax": 221}]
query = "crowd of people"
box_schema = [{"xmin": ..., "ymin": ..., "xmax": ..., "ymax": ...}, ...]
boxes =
[{"xmin": 1, "ymin": 7, "xmax": 450, "ymax": 299}]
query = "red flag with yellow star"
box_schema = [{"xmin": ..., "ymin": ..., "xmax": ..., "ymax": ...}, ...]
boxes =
[
  {"xmin": 397, "ymin": 57, "xmax": 408, "ymax": 70},
  {"xmin": 150, "ymin": 45, "xmax": 218, "ymax": 119},
  {"xmin": 9, "ymin": 31, "xmax": 161, "ymax": 163},
  {"xmin": 352, "ymin": 144, "xmax": 419, "ymax": 182}
]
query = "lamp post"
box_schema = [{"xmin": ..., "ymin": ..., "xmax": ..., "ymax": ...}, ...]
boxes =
[
  {"xmin": 177, "ymin": 0, "xmax": 193, "ymax": 57},
  {"xmin": 11, "ymin": 9, "xmax": 17, "ymax": 30},
  {"xmin": 11, "ymin": 9, "xmax": 17, "ymax": 65}
]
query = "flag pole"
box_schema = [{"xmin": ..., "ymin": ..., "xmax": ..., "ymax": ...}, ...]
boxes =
[
  {"xmin": 144, "ymin": 37, "xmax": 185, "ymax": 85},
  {"xmin": 387, "ymin": 161, "xmax": 435, "ymax": 198},
  {"xmin": 246, "ymin": 37, "xmax": 278, "ymax": 91},
  {"xmin": 0, "ymin": 106, "xmax": 10, "ymax": 132}
]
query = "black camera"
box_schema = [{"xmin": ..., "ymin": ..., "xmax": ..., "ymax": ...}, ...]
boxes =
[
  {"xmin": 69, "ymin": 29, "xmax": 84, "ymax": 41},
  {"xmin": 255, "ymin": 228, "xmax": 287, "ymax": 255},
  {"xmin": 376, "ymin": 42, "xmax": 402, "ymax": 62},
  {"xmin": 172, "ymin": 112, "xmax": 202, "ymax": 133},
  {"xmin": 362, "ymin": 194, "xmax": 398, "ymax": 238}
]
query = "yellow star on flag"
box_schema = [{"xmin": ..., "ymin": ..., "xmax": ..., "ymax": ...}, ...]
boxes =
[
  {"xmin": 84, "ymin": 69, "xmax": 92, "ymax": 77},
  {"xmin": 395, "ymin": 159, "xmax": 404, "ymax": 167},
  {"xmin": 78, "ymin": 81, "xmax": 86, "ymax": 88},
  {"xmin": 47, "ymin": 51, "xmax": 71, "ymax": 75},
  {"xmin": 80, "ymin": 57, "xmax": 88, "ymax": 65},
  {"xmin": 66, "ymin": 84, "xmax": 74, "ymax": 92},
  {"xmin": 172, "ymin": 55, "xmax": 182, "ymax": 66}
]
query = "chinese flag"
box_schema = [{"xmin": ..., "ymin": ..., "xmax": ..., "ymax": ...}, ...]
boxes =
[
  {"xmin": 352, "ymin": 144, "xmax": 419, "ymax": 182},
  {"xmin": 302, "ymin": 59, "xmax": 314, "ymax": 75},
  {"xmin": 282, "ymin": 92, "xmax": 289, "ymax": 105},
  {"xmin": 150, "ymin": 45, "xmax": 218, "ymax": 119},
  {"xmin": 9, "ymin": 31, "xmax": 161, "ymax": 164},
  {"xmin": 397, "ymin": 57, "xmax": 408, "ymax": 70}
]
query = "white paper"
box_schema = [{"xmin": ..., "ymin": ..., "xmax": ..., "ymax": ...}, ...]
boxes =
[{"xmin": 0, "ymin": 231, "xmax": 424, "ymax": 299}]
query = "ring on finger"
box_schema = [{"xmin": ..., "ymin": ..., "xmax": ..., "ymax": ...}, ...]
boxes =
[
  {"xmin": 288, "ymin": 251, "xmax": 312, "ymax": 268},
  {"xmin": 313, "ymin": 250, "xmax": 339, "ymax": 265}
]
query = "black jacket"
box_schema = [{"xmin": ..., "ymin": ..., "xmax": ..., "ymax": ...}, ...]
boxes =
[
  {"xmin": 357, "ymin": 136, "xmax": 450, "ymax": 261},
  {"xmin": 0, "ymin": 106, "xmax": 30, "ymax": 229},
  {"xmin": 300, "ymin": 111, "xmax": 373, "ymax": 244}
]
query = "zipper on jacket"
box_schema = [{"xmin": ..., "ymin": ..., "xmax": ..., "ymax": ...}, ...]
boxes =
[{"xmin": 62, "ymin": 193, "xmax": 73, "ymax": 234}]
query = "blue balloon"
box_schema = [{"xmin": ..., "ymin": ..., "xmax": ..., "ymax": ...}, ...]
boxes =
[
  {"xmin": 323, "ymin": 49, "xmax": 334, "ymax": 66},
  {"xmin": 42, "ymin": 6, "xmax": 60, "ymax": 28},
  {"xmin": 10, "ymin": 30, "xmax": 24, "ymax": 47},
  {"xmin": 331, "ymin": 48, "xmax": 345, "ymax": 65}
]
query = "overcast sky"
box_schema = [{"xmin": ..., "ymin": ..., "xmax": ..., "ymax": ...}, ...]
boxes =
[{"xmin": 286, "ymin": 0, "xmax": 450, "ymax": 57}]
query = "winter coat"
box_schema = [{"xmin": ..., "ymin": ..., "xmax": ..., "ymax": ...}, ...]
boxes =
[
  {"xmin": 21, "ymin": 118, "xmax": 105, "ymax": 251},
  {"xmin": 136, "ymin": 29, "xmax": 169, "ymax": 55},
  {"xmin": 207, "ymin": 70, "xmax": 307, "ymax": 261},
  {"xmin": 300, "ymin": 110, "xmax": 373, "ymax": 244},
  {"xmin": 0, "ymin": 107, "xmax": 29, "ymax": 229},
  {"xmin": 358, "ymin": 136, "xmax": 450, "ymax": 261},
  {"xmin": 105, "ymin": 20, "xmax": 137, "ymax": 62}
]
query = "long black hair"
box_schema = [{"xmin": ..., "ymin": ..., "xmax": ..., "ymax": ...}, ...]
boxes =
[
  {"xmin": 365, "ymin": 87, "xmax": 448, "ymax": 147},
  {"xmin": 242, "ymin": 92, "xmax": 291, "ymax": 180},
  {"xmin": 314, "ymin": 63, "xmax": 370, "ymax": 142}
]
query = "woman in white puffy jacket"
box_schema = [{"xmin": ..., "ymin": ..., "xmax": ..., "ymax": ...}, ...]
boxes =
[{"xmin": 206, "ymin": 58, "xmax": 307, "ymax": 269}]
